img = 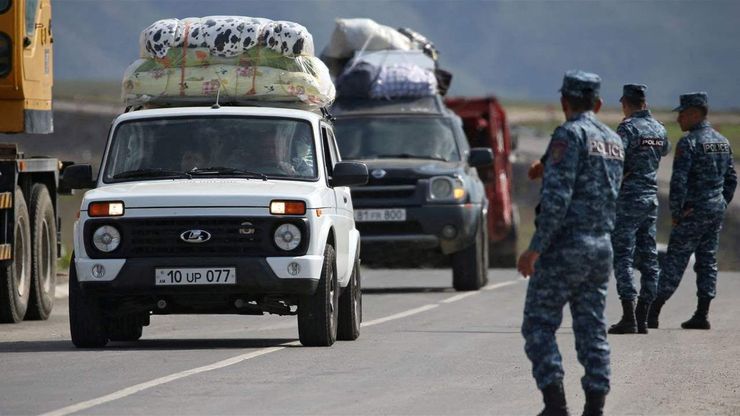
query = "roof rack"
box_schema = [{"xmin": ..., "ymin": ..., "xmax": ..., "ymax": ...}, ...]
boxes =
[{"xmin": 124, "ymin": 97, "xmax": 328, "ymax": 114}]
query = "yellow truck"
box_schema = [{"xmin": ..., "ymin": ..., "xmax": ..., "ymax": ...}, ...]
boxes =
[{"xmin": 0, "ymin": 0, "xmax": 63, "ymax": 323}]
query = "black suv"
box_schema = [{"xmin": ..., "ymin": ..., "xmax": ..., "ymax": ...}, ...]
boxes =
[{"xmin": 332, "ymin": 96, "xmax": 493, "ymax": 291}]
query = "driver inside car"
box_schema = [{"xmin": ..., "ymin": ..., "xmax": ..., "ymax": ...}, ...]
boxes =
[{"xmin": 180, "ymin": 149, "xmax": 207, "ymax": 171}]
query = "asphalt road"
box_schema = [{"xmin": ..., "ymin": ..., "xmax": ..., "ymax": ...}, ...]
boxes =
[{"xmin": 1, "ymin": 268, "xmax": 739, "ymax": 416}]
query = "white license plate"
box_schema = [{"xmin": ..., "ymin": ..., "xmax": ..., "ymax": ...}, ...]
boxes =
[
  {"xmin": 155, "ymin": 268, "xmax": 236, "ymax": 286},
  {"xmin": 354, "ymin": 208, "xmax": 407, "ymax": 222}
]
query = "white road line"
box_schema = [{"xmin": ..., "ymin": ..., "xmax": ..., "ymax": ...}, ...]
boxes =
[
  {"xmin": 361, "ymin": 304, "xmax": 439, "ymax": 327},
  {"xmin": 38, "ymin": 346, "xmax": 292, "ymax": 416},
  {"xmin": 483, "ymin": 280, "xmax": 523, "ymax": 291},
  {"xmin": 41, "ymin": 278, "xmax": 521, "ymax": 416},
  {"xmin": 440, "ymin": 291, "xmax": 479, "ymax": 304},
  {"xmin": 441, "ymin": 279, "xmax": 523, "ymax": 303}
]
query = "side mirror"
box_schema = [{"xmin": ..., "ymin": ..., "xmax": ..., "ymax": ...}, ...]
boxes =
[
  {"xmin": 468, "ymin": 148, "xmax": 493, "ymax": 168},
  {"xmin": 331, "ymin": 162, "xmax": 368, "ymax": 187},
  {"xmin": 61, "ymin": 164, "xmax": 95, "ymax": 190}
]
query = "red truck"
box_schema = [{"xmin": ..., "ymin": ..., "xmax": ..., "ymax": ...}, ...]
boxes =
[{"xmin": 444, "ymin": 97, "xmax": 518, "ymax": 267}]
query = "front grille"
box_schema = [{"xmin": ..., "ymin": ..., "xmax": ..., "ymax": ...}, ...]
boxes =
[
  {"xmin": 365, "ymin": 176, "xmax": 420, "ymax": 187},
  {"xmin": 352, "ymin": 185, "xmax": 417, "ymax": 200},
  {"xmin": 356, "ymin": 221, "xmax": 424, "ymax": 236},
  {"xmin": 84, "ymin": 217, "xmax": 308, "ymax": 259},
  {"xmin": 351, "ymin": 182, "xmax": 425, "ymax": 208}
]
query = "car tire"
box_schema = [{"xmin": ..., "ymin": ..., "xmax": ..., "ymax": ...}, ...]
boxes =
[
  {"xmin": 452, "ymin": 214, "xmax": 488, "ymax": 291},
  {"xmin": 298, "ymin": 244, "xmax": 338, "ymax": 347},
  {"xmin": 337, "ymin": 255, "xmax": 362, "ymax": 341},
  {"xmin": 69, "ymin": 255, "xmax": 108, "ymax": 348},
  {"xmin": 0, "ymin": 187, "xmax": 32, "ymax": 323},
  {"xmin": 26, "ymin": 184, "xmax": 57, "ymax": 321},
  {"xmin": 108, "ymin": 314, "xmax": 144, "ymax": 342}
]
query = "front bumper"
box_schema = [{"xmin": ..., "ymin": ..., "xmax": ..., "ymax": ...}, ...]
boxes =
[
  {"xmin": 355, "ymin": 204, "xmax": 481, "ymax": 254},
  {"xmin": 75, "ymin": 255, "xmax": 323, "ymax": 297}
]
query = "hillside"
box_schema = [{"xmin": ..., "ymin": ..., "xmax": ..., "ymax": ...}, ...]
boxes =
[{"xmin": 52, "ymin": 0, "xmax": 740, "ymax": 109}]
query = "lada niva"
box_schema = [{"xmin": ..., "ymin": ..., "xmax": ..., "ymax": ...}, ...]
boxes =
[{"xmin": 63, "ymin": 105, "xmax": 368, "ymax": 347}]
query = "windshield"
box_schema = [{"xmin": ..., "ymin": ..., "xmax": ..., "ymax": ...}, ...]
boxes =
[
  {"xmin": 104, "ymin": 116, "xmax": 317, "ymax": 182},
  {"xmin": 26, "ymin": 0, "xmax": 39, "ymax": 39},
  {"xmin": 333, "ymin": 116, "xmax": 460, "ymax": 162}
]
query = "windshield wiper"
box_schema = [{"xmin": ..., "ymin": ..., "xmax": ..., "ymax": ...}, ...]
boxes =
[
  {"xmin": 188, "ymin": 167, "xmax": 268, "ymax": 181},
  {"xmin": 376, "ymin": 153, "xmax": 448, "ymax": 162},
  {"xmin": 113, "ymin": 168, "xmax": 192, "ymax": 180}
]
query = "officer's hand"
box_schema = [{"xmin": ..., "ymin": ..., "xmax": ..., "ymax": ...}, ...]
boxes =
[
  {"xmin": 528, "ymin": 160, "xmax": 544, "ymax": 180},
  {"xmin": 517, "ymin": 250, "xmax": 540, "ymax": 278}
]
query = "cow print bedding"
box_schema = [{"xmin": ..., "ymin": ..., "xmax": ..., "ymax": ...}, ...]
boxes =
[{"xmin": 141, "ymin": 16, "xmax": 315, "ymax": 59}]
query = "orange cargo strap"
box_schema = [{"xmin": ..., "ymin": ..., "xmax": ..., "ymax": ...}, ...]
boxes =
[
  {"xmin": 180, "ymin": 21, "xmax": 190, "ymax": 97},
  {"xmin": 0, "ymin": 244, "xmax": 11, "ymax": 260},
  {"xmin": 0, "ymin": 192, "xmax": 12, "ymax": 209},
  {"xmin": 248, "ymin": 26, "xmax": 268, "ymax": 96}
]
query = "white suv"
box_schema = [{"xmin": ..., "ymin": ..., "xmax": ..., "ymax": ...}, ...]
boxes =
[{"xmin": 63, "ymin": 106, "xmax": 368, "ymax": 347}]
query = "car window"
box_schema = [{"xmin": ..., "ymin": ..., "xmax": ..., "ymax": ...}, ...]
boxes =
[
  {"xmin": 0, "ymin": 1, "xmax": 10, "ymax": 14},
  {"xmin": 104, "ymin": 116, "xmax": 317, "ymax": 182},
  {"xmin": 327, "ymin": 128, "xmax": 342, "ymax": 163},
  {"xmin": 333, "ymin": 116, "xmax": 460, "ymax": 161},
  {"xmin": 321, "ymin": 126, "xmax": 336, "ymax": 177},
  {"xmin": 25, "ymin": 0, "xmax": 39, "ymax": 39},
  {"xmin": 0, "ymin": 33, "xmax": 10, "ymax": 77}
]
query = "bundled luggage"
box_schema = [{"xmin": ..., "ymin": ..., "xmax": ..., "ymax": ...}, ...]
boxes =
[
  {"xmin": 336, "ymin": 52, "xmax": 438, "ymax": 99},
  {"xmin": 322, "ymin": 18, "xmax": 414, "ymax": 62},
  {"xmin": 322, "ymin": 18, "xmax": 449, "ymax": 100},
  {"xmin": 122, "ymin": 16, "xmax": 335, "ymax": 108}
]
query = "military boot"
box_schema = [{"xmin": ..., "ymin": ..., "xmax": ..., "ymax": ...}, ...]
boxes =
[
  {"xmin": 537, "ymin": 382, "xmax": 569, "ymax": 416},
  {"xmin": 681, "ymin": 297, "xmax": 711, "ymax": 330},
  {"xmin": 608, "ymin": 300, "xmax": 637, "ymax": 334},
  {"xmin": 635, "ymin": 300, "xmax": 650, "ymax": 334},
  {"xmin": 582, "ymin": 391, "xmax": 606, "ymax": 416},
  {"xmin": 647, "ymin": 297, "xmax": 665, "ymax": 329}
]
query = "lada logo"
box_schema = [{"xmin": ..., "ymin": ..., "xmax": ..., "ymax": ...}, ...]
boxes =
[
  {"xmin": 180, "ymin": 229, "xmax": 211, "ymax": 244},
  {"xmin": 371, "ymin": 169, "xmax": 387, "ymax": 179}
]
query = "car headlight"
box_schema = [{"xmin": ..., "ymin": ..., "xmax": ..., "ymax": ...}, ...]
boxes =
[
  {"xmin": 92, "ymin": 225, "xmax": 121, "ymax": 253},
  {"xmin": 274, "ymin": 223, "xmax": 302, "ymax": 251},
  {"xmin": 429, "ymin": 177, "xmax": 466, "ymax": 201}
]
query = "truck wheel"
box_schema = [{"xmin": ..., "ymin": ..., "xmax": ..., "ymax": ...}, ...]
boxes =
[
  {"xmin": 26, "ymin": 184, "xmax": 57, "ymax": 320},
  {"xmin": 298, "ymin": 244, "xmax": 338, "ymax": 347},
  {"xmin": 490, "ymin": 204, "xmax": 519, "ymax": 268},
  {"xmin": 69, "ymin": 255, "xmax": 108, "ymax": 348},
  {"xmin": 452, "ymin": 215, "xmax": 488, "ymax": 291},
  {"xmin": 0, "ymin": 187, "xmax": 32, "ymax": 323},
  {"xmin": 337, "ymin": 255, "xmax": 362, "ymax": 341},
  {"xmin": 108, "ymin": 314, "xmax": 144, "ymax": 342}
]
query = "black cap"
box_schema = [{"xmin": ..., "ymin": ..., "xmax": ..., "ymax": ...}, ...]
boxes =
[
  {"xmin": 620, "ymin": 84, "xmax": 647, "ymax": 102},
  {"xmin": 673, "ymin": 92, "xmax": 708, "ymax": 112},
  {"xmin": 559, "ymin": 70, "xmax": 601, "ymax": 98}
]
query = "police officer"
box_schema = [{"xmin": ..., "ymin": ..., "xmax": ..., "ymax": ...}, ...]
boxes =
[
  {"xmin": 648, "ymin": 92, "xmax": 737, "ymax": 330},
  {"xmin": 518, "ymin": 70, "xmax": 623, "ymax": 416},
  {"xmin": 608, "ymin": 84, "xmax": 670, "ymax": 335}
]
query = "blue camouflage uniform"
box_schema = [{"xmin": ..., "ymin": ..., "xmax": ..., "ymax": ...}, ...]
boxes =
[
  {"xmin": 522, "ymin": 70, "xmax": 623, "ymax": 395},
  {"xmin": 612, "ymin": 84, "xmax": 670, "ymax": 303},
  {"xmin": 657, "ymin": 93, "xmax": 737, "ymax": 302}
]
